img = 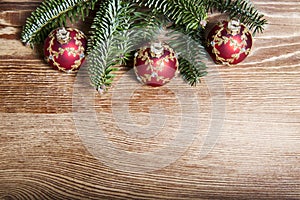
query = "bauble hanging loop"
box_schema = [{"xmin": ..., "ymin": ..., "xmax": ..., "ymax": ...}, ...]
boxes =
[
  {"xmin": 207, "ymin": 19, "xmax": 253, "ymax": 65},
  {"xmin": 56, "ymin": 27, "xmax": 71, "ymax": 44},
  {"xmin": 226, "ymin": 19, "xmax": 241, "ymax": 36},
  {"xmin": 150, "ymin": 42, "xmax": 165, "ymax": 58}
]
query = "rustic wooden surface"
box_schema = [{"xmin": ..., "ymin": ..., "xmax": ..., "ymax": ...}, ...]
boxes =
[{"xmin": 1, "ymin": 0, "xmax": 300, "ymax": 199}]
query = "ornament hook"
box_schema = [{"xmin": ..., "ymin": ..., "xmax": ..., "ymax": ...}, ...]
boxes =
[
  {"xmin": 150, "ymin": 42, "xmax": 164, "ymax": 58},
  {"xmin": 227, "ymin": 19, "xmax": 241, "ymax": 36},
  {"xmin": 56, "ymin": 27, "xmax": 71, "ymax": 44}
]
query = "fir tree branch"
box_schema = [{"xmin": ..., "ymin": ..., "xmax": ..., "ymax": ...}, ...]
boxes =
[
  {"xmin": 87, "ymin": 0, "xmax": 142, "ymax": 91},
  {"xmin": 129, "ymin": 11, "xmax": 173, "ymax": 50},
  {"xmin": 209, "ymin": 0, "xmax": 267, "ymax": 34},
  {"xmin": 132, "ymin": 8, "xmax": 208, "ymax": 86},
  {"xmin": 135, "ymin": 0, "xmax": 208, "ymax": 31},
  {"xmin": 167, "ymin": 29, "xmax": 208, "ymax": 86},
  {"xmin": 178, "ymin": 58, "xmax": 207, "ymax": 86},
  {"xmin": 136, "ymin": 0, "xmax": 266, "ymax": 34},
  {"xmin": 21, "ymin": 0, "xmax": 98, "ymax": 47}
]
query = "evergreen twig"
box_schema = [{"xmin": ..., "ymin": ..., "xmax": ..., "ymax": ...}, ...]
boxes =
[
  {"xmin": 87, "ymin": 0, "xmax": 142, "ymax": 91},
  {"xmin": 21, "ymin": 0, "xmax": 267, "ymax": 90},
  {"xmin": 21, "ymin": 0, "xmax": 98, "ymax": 47},
  {"xmin": 167, "ymin": 29, "xmax": 208, "ymax": 86},
  {"xmin": 136, "ymin": 0, "xmax": 267, "ymax": 34},
  {"xmin": 210, "ymin": 0, "xmax": 267, "ymax": 34},
  {"xmin": 135, "ymin": 0, "xmax": 208, "ymax": 31}
]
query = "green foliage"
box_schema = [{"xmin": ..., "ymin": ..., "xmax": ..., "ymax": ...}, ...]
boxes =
[
  {"xmin": 135, "ymin": 0, "xmax": 208, "ymax": 31},
  {"xmin": 178, "ymin": 58, "xmax": 208, "ymax": 86},
  {"xmin": 167, "ymin": 29, "xmax": 207, "ymax": 86},
  {"xmin": 128, "ymin": 11, "xmax": 178, "ymax": 53},
  {"xmin": 136, "ymin": 0, "xmax": 267, "ymax": 35},
  {"xmin": 21, "ymin": 0, "xmax": 267, "ymax": 90},
  {"xmin": 21, "ymin": 0, "xmax": 98, "ymax": 46},
  {"xmin": 87, "ymin": 0, "xmax": 143, "ymax": 91},
  {"xmin": 210, "ymin": 0, "xmax": 267, "ymax": 34}
]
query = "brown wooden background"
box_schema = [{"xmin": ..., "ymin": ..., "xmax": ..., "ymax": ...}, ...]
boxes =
[{"xmin": 1, "ymin": 0, "xmax": 300, "ymax": 199}]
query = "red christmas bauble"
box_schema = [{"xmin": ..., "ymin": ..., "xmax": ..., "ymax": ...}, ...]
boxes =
[
  {"xmin": 207, "ymin": 19, "xmax": 252, "ymax": 65},
  {"xmin": 44, "ymin": 27, "xmax": 87, "ymax": 72},
  {"xmin": 134, "ymin": 42, "xmax": 179, "ymax": 87}
]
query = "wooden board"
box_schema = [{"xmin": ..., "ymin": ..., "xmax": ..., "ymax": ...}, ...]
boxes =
[{"xmin": 1, "ymin": 0, "xmax": 299, "ymax": 199}]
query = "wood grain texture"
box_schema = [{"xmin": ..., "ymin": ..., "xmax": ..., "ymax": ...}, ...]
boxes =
[{"xmin": 0, "ymin": 1, "xmax": 299, "ymax": 199}]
